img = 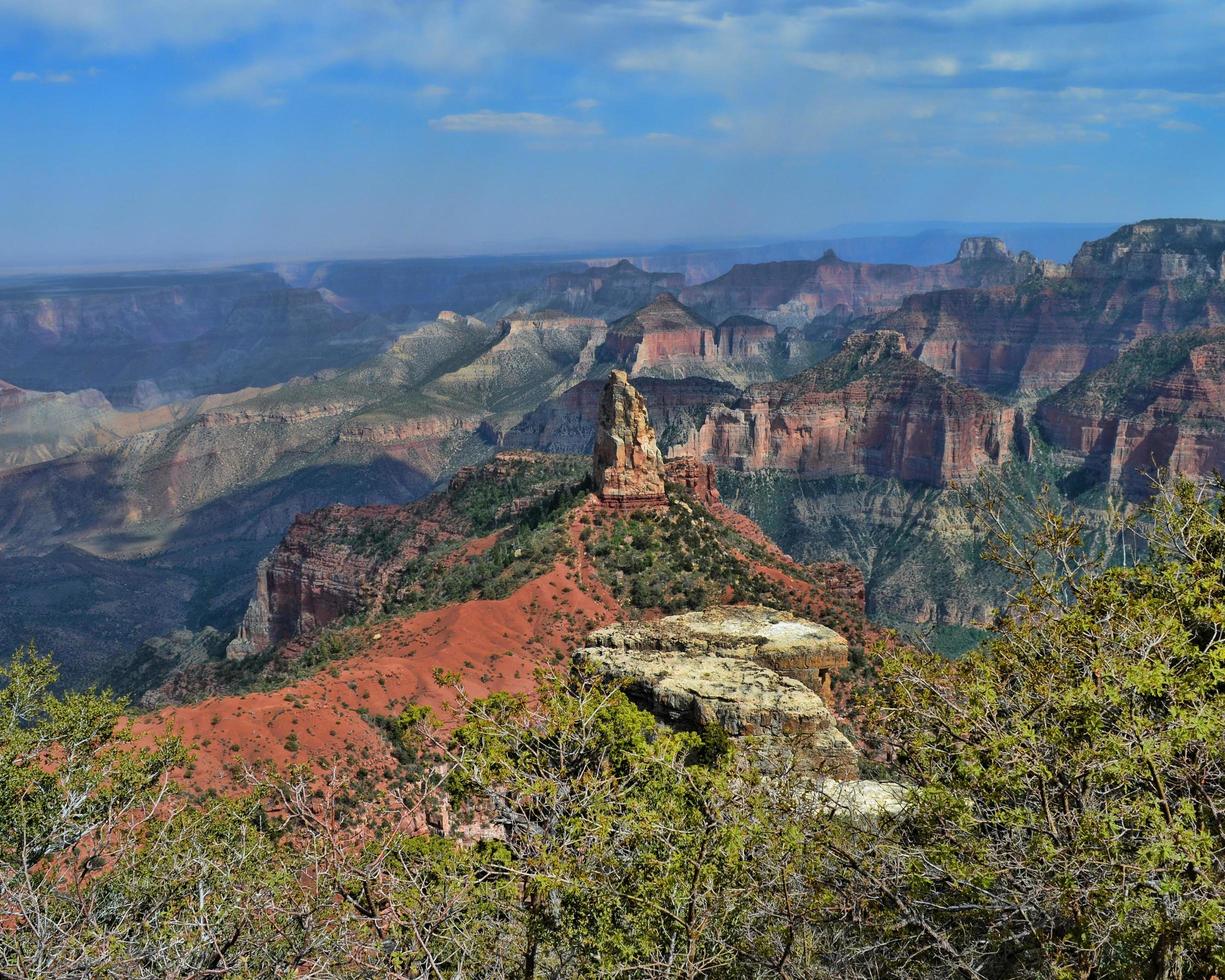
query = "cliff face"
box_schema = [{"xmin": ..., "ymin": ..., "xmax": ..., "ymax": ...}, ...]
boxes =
[
  {"xmin": 853, "ymin": 221, "xmax": 1225, "ymax": 395},
  {"xmin": 1069, "ymin": 219, "xmax": 1225, "ymax": 282},
  {"xmin": 693, "ymin": 331, "xmax": 1020, "ymax": 488},
  {"xmin": 679, "ymin": 239, "xmax": 1028, "ymax": 327},
  {"xmin": 596, "ymin": 293, "xmax": 780, "ymax": 382},
  {"xmin": 1036, "ymin": 327, "xmax": 1225, "ymax": 495},
  {"xmin": 227, "ymin": 501, "xmax": 462, "ymax": 659},
  {"xmin": 225, "ymin": 452, "xmax": 588, "ymax": 659}
]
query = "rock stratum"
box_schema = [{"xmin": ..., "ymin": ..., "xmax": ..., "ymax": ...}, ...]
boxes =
[
  {"xmin": 1037, "ymin": 326, "xmax": 1225, "ymax": 495},
  {"xmin": 849, "ymin": 220, "xmax": 1225, "ymax": 394},
  {"xmin": 577, "ymin": 606, "xmax": 857, "ymax": 777},
  {"xmin": 690, "ymin": 331, "xmax": 1021, "ymax": 488}
]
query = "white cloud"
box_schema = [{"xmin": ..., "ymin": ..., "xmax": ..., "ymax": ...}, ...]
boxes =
[
  {"xmin": 985, "ymin": 50, "xmax": 1036, "ymax": 71},
  {"xmin": 640, "ymin": 131, "xmax": 693, "ymax": 145},
  {"xmin": 0, "ymin": 0, "xmax": 297, "ymax": 51},
  {"xmin": 921, "ymin": 56, "xmax": 960, "ymax": 77},
  {"xmin": 1160, "ymin": 119, "xmax": 1202, "ymax": 132},
  {"xmin": 9, "ymin": 68, "xmax": 84, "ymax": 83},
  {"xmin": 429, "ymin": 109, "xmax": 603, "ymax": 137},
  {"xmin": 572, "ymin": 97, "xmax": 599, "ymax": 111},
  {"xmin": 417, "ymin": 84, "xmax": 450, "ymax": 99},
  {"xmin": 793, "ymin": 52, "xmax": 884, "ymax": 79}
]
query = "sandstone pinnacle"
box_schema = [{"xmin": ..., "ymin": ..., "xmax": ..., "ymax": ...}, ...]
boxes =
[{"xmin": 593, "ymin": 370, "xmax": 668, "ymax": 507}]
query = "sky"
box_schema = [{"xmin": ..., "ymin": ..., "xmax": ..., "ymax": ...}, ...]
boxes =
[{"xmin": 1, "ymin": 0, "xmax": 1223, "ymax": 266}]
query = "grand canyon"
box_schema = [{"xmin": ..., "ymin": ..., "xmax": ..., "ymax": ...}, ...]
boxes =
[
  {"xmin": 5, "ymin": 220, "xmax": 1225, "ymax": 683},
  {"xmin": 6, "ymin": 2, "xmax": 1225, "ymax": 971}
]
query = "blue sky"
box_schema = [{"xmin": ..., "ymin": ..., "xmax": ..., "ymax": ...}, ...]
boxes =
[{"xmin": 1, "ymin": 0, "xmax": 1223, "ymax": 266}]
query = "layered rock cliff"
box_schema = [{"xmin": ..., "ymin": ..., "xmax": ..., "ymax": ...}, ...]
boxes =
[
  {"xmin": 679, "ymin": 238, "xmax": 1028, "ymax": 327},
  {"xmin": 852, "ymin": 220, "xmax": 1225, "ymax": 394},
  {"xmin": 1036, "ymin": 326, "xmax": 1225, "ymax": 495},
  {"xmin": 692, "ymin": 331, "xmax": 1020, "ymax": 488},
  {"xmin": 1069, "ymin": 219, "xmax": 1225, "ymax": 282},
  {"xmin": 596, "ymin": 293, "xmax": 781, "ymax": 382}
]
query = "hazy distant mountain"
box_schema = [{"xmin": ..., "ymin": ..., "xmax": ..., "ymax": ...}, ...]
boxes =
[{"xmin": 596, "ymin": 223, "xmax": 1116, "ymax": 284}]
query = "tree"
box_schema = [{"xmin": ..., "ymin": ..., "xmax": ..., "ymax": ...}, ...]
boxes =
[{"xmin": 853, "ymin": 476, "xmax": 1225, "ymax": 978}]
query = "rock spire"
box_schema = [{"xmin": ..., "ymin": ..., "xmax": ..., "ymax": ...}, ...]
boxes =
[{"xmin": 593, "ymin": 370, "xmax": 668, "ymax": 509}]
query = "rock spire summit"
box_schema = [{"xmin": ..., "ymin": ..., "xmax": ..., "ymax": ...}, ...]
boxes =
[{"xmin": 593, "ymin": 370, "xmax": 668, "ymax": 510}]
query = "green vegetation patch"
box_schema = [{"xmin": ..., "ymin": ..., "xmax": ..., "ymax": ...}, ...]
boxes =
[
  {"xmin": 1045, "ymin": 327, "xmax": 1218, "ymax": 416},
  {"xmin": 585, "ymin": 486, "xmax": 863, "ymax": 646},
  {"xmin": 388, "ymin": 474, "xmax": 590, "ymax": 615}
]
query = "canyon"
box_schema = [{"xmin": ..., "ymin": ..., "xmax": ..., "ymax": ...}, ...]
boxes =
[
  {"xmin": 8, "ymin": 221, "xmax": 1225, "ymax": 682},
  {"xmin": 132, "ymin": 376, "xmax": 870, "ymax": 796}
]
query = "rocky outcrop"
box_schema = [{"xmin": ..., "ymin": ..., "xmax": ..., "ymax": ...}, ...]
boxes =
[
  {"xmin": 693, "ymin": 331, "xmax": 1020, "ymax": 488},
  {"xmin": 592, "ymin": 370, "xmax": 668, "ymax": 509},
  {"xmin": 679, "ymin": 240, "xmax": 1028, "ymax": 327},
  {"xmin": 1069, "ymin": 219, "xmax": 1225, "ymax": 282},
  {"xmin": 577, "ymin": 606, "xmax": 857, "ymax": 777},
  {"xmin": 1036, "ymin": 326, "xmax": 1225, "ymax": 495},
  {"xmin": 226, "ymin": 501, "xmax": 462, "ymax": 659},
  {"xmin": 664, "ymin": 456, "xmax": 722, "ymax": 507}
]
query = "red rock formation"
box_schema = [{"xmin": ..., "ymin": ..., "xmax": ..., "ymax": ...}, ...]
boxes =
[
  {"xmin": 223, "ymin": 452, "xmax": 595, "ymax": 660},
  {"xmin": 226, "ymin": 501, "xmax": 464, "ymax": 659},
  {"xmin": 595, "ymin": 293, "xmax": 780, "ymax": 378},
  {"xmin": 665, "ymin": 457, "xmax": 721, "ymax": 506},
  {"xmin": 693, "ymin": 331, "xmax": 1020, "ymax": 488},
  {"xmin": 593, "ymin": 370, "xmax": 668, "ymax": 510},
  {"xmin": 853, "ymin": 220, "xmax": 1225, "ymax": 394},
  {"xmin": 1036, "ymin": 327, "xmax": 1225, "ymax": 495}
]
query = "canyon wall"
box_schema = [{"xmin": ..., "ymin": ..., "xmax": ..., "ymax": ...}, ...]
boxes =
[
  {"xmin": 1037, "ymin": 327, "xmax": 1225, "ymax": 495},
  {"xmin": 693, "ymin": 331, "xmax": 1021, "ymax": 488}
]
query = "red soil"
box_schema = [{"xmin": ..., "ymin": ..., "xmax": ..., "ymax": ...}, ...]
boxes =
[{"xmin": 138, "ymin": 548, "xmax": 621, "ymax": 793}]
